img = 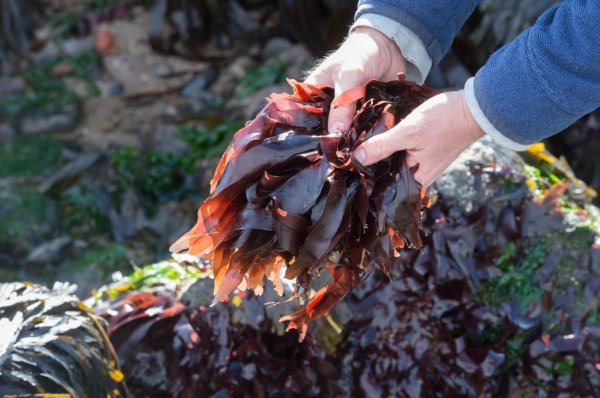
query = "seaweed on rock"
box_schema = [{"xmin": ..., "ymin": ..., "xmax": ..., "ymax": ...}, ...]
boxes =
[
  {"xmin": 333, "ymin": 161, "xmax": 600, "ymax": 397},
  {"xmin": 97, "ymin": 278, "xmax": 342, "ymax": 397}
]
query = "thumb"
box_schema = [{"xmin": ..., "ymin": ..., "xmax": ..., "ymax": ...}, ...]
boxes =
[
  {"xmin": 329, "ymin": 69, "xmax": 368, "ymax": 134},
  {"xmin": 352, "ymin": 124, "xmax": 413, "ymax": 166}
]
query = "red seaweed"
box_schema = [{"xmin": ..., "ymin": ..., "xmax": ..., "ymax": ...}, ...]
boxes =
[
  {"xmin": 171, "ymin": 77, "xmax": 437, "ymax": 338},
  {"xmin": 98, "ymin": 157, "xmax": 600, "ymax": 397}
]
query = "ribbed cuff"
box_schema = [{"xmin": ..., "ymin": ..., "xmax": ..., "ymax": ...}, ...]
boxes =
[
  {"xmin": 352, "ymin": 14, "xmax": 432, "ymax": 85},
  {"xmin": 464, "ymin": 77, "xmax": 529, "ymax": 151}
]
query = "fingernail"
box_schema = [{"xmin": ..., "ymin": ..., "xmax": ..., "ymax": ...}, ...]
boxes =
[
  {"xmin": 353, "ymin": 148, "xmax": 366, "ymax": 164},
  {"xmin": 328, "ymin": 121, "xmax": 345, "ymax": 134}
]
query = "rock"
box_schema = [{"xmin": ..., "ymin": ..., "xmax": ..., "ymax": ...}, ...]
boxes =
[
  {"xmin": 275, "ymin": 44, "xmax": 313, "ymax": 80},
  {"xmin": 33, "ymin": 37, "xmax": 95, "ymax": 63},
  {"xmin": 39, "ymin": 153, "xmax": 101, "ymax": 195},
  {"xmin": 108, "ymin": 81, "xmax": 125, "ymax": 96},
  {"xmin": 170, "ymin": 93, "xmax": 223, "ymax": 123},
  {"xmin": 72, "ymin": 239, "xmax": 89, "ymax": 252},
  {"xmin": 181, "ymin": 68, "xmax": 219, "ymax": 99},
  {"xmin": 75, "ymin": 95, "xmax": 193, "ymax": 151},
  {"xmin": 0, "ymin": 124, "xmax": 15, "ymax": 140},
  {"xmin": 211, "ymin": 56, "xmax": 257, "ymax": 94},
  {"xmin": 0, "ymin": 257, "xmax": 19, "ymax": 280},
  {"xmin": 235, "ymin": 83, "xmax": 290, "ymax": 119},
  {"xmin": 470, "ymin": 0, "xmax": 559, "ymax": 58},
  {"xmin": 64, "ymin": 76, "xmax": 91, "ymax": 98},
  {"xmin": 437, "ymin": 50, "xmax": 471, "ymax": 88},
  {"xmin": 61, "ymin": 37, "xmax": 96, "ymax": 56},
  {"xmin": 19, "ymin": 103, "xmax": 81, "ymax": 135},
  {"xmin": 75, "ymin": 97, "xmax": 137, "ymax": 150},
  {"xmin": 95, "ymin": 79, "xmax": 125, "ymax": 98},
  {"xmin": 152, "ymin": 62, "xmax": 174, "ymax": 78},
  {"xmin": 0, "ymin": 253, "xmax": 16, "ymax": 268},
  {"xmin": 95, "ymin": 26, "xmax": 117, "ymax": 55},
  {"xmin": 426, "ymin": 50, "xmax": 471, "ymax": 88},
  {"xmin": 180, "ymin": 278, "xmax": 214, "ymax": 308},
  {"xmin": 150, "ymin": 122, "xmax": 189, "ymax": 153},
  {"xmin": 105, "ymin": 56, "xmax": 194, "ymax": 99},
  {"xmin": 109, "ymin": 189, "xmax": 152, "ymax": 242},
  {"xmin": 0, "ymin": 77, "xmax": 25, "ymax": 97},
  {"xmin": 148, "ymin": 201, "xmax": 195, "ymax": 251},
  {"xmin": 100, "ymin": 12, "xmax": 207, "ymax": 98},
  {"xmin": 433, "ymin": 136, "xmax": 525, "ymax": 213},
  {"xmin": 262, "ymin": 37, "xmax": 293, "ymax": 59},
  {"xmin": 51, "ymin": 62, "xmax": 74, "ymax": 77},
  {"xmin": 25, "ymin": 236, "xmax": 72, "ymax": 266}
]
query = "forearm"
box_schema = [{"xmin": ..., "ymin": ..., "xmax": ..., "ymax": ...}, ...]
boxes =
[{"xmin": 466, "ymin": 0, "xmax": 600, "ymax": 149}]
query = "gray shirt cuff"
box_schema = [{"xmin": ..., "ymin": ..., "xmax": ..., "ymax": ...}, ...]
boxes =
[
  {"xmin": 352, "ymin": 14, "xmax": 432, "ymax": 85},
  {"xmin": 464, "ymin": 77, "xmax": 529, "ymax": 151}
]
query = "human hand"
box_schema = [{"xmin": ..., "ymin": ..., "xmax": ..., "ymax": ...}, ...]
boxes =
[
  {"xmin": 352, "ymin": 90, "xmax": 485, "ymax": 187},
  {"xmin": 305, "ymin": 26, "xmax": 407, "ymax": 134}
]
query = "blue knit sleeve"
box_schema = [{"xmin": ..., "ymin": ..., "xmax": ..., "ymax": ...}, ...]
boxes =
[
  {"xmin": 355, "ymin": 0, "xmax": 481, "ymax": 66},
  {"xmin": 473, "ymin": 0, "xmax": 600, "ymax": 145}
]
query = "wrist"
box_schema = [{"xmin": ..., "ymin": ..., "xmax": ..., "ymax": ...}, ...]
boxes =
[
  {"xmin": 351, "ymin": 14, "xmax": 432, "ymax": 84},
  {"xmin": 458, "ymin": 90, "xmax": 485, "ymax": 144}
]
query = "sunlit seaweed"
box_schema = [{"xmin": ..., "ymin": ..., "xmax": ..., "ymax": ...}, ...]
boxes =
[{"xmin": 171, "ymin": 78, "xmax": 436, "ymax": 338}]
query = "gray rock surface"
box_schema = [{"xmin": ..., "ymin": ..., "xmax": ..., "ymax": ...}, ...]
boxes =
[
  {"xmin": 25, "ymin": 236, "xmax": 73, "ymax": 266},
  {"xmin": 433, "ymin": 136, "xmax": 525, "ymax": 213}
]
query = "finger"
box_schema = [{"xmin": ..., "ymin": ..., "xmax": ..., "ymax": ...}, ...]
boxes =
[
  {"xmin": 352, "ymin": 121, "xmax": 417, "ymax": 166},
  {"xmin": 329, "ymin": 68, "xmax": 368, "ymax": 134},
  {"xmin": 352, "ymin": 130, "xmax": 407, "ymax": 166}
]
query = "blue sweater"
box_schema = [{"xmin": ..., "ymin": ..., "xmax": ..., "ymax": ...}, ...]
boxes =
[{"xmin": 355, "ymin": 0, "xmax": 600, "ymax": 148}]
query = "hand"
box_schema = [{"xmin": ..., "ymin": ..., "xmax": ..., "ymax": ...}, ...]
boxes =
[
  {"xmin": 305, "ymin": 26, "xmax": 407, "ymax": 134},
  {"xmin": 352, "ymin": 90, "xmax": 485, "ymax": 187}
]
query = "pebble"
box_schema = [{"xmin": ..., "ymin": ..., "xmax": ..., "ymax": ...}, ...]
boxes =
[
  {"xmin": 0, "ymin": 77, "xmax": 26, "ymax": 97},
  {"xmin": 181, "ymin": 68, "xmax": 219, "ymax": 99},
  {"xmin": 19, "ymin": 104, "xmax": 81, "ymax": 135},
  {"xmin": 153, "ymin": 62, "xmax": 174, "ymax": 78},
  {"xmin": 51, "ymin": 62, "xmax": 74, "ymax": 77},
  {"xmin": 262, "ymin": 37, "xmax": 293, "ymax": 59},
  {"xmin": 108, "ymin": 82, "xmax": 125, "ymax": 96},
  {"xmin": 0, "ymin": 124, "xmax": 16, "ymax": 140},
  {"xmin": 39, "ymin": 153, "xmax": 101, "ymax": 195},
  {"xmin": 25, "ymin": 237, "xmax": 73, "ymax": 266}
]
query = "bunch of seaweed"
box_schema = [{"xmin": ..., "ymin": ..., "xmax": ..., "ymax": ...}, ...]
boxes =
[{"xmin": 170, "ymin": 78, "xmax": 435, "ymax": 337}]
